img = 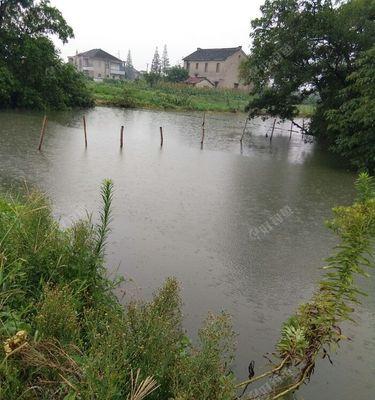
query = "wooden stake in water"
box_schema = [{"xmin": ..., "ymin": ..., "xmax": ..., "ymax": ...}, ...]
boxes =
[
  {"xmin": 160, "ymin": 126, "xmax": 163, "ymax": 147},
  {"xmin": 270, "ymin": 118, "xmax": 276, "ymax": 142},
  {"xmin": 289, "ymin": 121, "xmax": 293, "ymax": 141},
  {"xmin": 120, "ymin": 125, "xmax": 124, "ymax": 148},
  {"xmin": 240, "ymin": 118, "xmax": 249, "ymax": 143},
  {"xmin": 83, "ymin": 115, "xmax": 88, "ymax": 148},
  {"xmin": 38, "ymin": 115, "xmax": 48, "ymax": 151},
  {"xmin": 201, "ymin": 112, "xmax": 206, "ymax": 146}
]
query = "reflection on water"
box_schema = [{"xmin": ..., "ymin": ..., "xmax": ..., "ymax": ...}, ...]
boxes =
[{"xmin": 0, "ymin": 107, "xmax": 373, "ymax": 400}]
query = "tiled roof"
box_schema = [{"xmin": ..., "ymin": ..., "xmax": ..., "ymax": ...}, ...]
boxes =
[
  {"xmin": 183, "ymin": 46, "xmax": 242, "ymax": 61},
  {"xmin": 185, "ymin": 76, "xmax": 214, "ymax": 85},
  {"xmin": 76, "ymin": 49, "xmax": 123, "ymax": 63}
]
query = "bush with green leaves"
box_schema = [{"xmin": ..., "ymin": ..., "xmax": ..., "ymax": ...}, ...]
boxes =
[
  {"xmin": 0, "ymin": 0, "xmax": 93, "ymax": 110},
  {"xmin": 0, "ymin": 181, "xmax": 235, "ymax": 399},
  {"xmin": 241, "ymin": 0, "xmax": 375, "ymax": 171},
  {"xmin": 238, "ymin": 173, "xmax": 375, "ymax": 399},
  {"xmin": 1, "ymin": 174, "xmax": 374, "ymax": 400}
]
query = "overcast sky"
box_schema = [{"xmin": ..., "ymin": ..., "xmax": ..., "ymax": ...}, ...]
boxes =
[{"xmin": 51, "ymin": 0, "xmax": 264, "ymax": 70}]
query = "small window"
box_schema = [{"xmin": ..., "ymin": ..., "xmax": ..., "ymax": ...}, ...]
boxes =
[
  {"xmin": 216, "ymin": 63, "xmax": 220, "ymax": 73},
  {"xmin": 204, "ymin": 63, "xmax": 208, "ymax": 72},
  {"xmin": 98, "ymin": 73, "xmax": 101, "ymax": 78},
  {"xmin": 195, "ymin": 63, "xmax": 199, "ymax": 69},
  {"xmin": 187, "ymin": 62, "xmax": 190, "ymax": 70},
  {"xmin": 234, "ymin": 83, "xmax": 239, "ymax": 89}
]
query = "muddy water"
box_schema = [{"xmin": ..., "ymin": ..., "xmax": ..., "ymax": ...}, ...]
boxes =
[{"xmin": 0, "ymin": 107, "xmax": 373, "ymax": 399}]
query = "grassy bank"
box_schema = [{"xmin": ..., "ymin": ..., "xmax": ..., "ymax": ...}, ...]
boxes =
[
  {"xmin": 1, "ymin": 176, "xmax": 373, "ymax": 399},
  {"xmin": 89, "ymin": 80, "xmax": 315, "ymax": 117},
  {"xmin": 89, "ymin": 80, "xmax": 251, "ymax": 113},
  {"xmin": 0, "ymin": 181, "xmax": 235, "ymax": 400}
]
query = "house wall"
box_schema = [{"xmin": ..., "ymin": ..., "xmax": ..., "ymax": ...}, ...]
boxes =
[
  {"xmin": 69, "ymin": 55, "xmax": 124, "ymax": 80},
  {"xmin": 184, "ymin": 49, "xmax": 248, "ymax": 89}
]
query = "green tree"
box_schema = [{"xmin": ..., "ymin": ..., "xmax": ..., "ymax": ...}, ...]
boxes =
[
  {"xmin": 151, "ymin": 46, "xmax": 161, "ymax": 74},
  {"xmin": 162, "ymin": 44, "xmax": 170, "ymax": 75},
  {"xmin": 125, "ymin": 49, "xmax": 136, "ymax": 80},
  {"xmin": 143, "ymin": 71, "xmax": 161, "ymax": 86},
  {"xmin": 164, "ymin": 65, "xmax": 188, "ymax": 83},
  {"xmin": 241, "ymin": 0, "xmax": 375, "ymax": 166},
  {"xmin": 327, "ymin": 47, "xmax": 375, "ymax": 172},
  {"xmin": 0, "ymin": 0, "xmax": 93, "ymax": 109}
]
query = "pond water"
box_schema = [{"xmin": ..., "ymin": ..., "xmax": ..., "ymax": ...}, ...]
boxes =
[{"xmin": 0, "ymin": 107, "xmax": 374, "ymax": 399}]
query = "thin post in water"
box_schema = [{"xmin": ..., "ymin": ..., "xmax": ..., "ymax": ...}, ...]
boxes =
[
  {"xmin": 201, "ymin": 112, "xmax": 206, "ymax": 146},
  {"xmin": 240, "ymin": 117, "xmax": 249, "ymax": 143},
  {"xmin": 83, "ymin": 115, "xmax": 88, "ymax": 148},
  {"xmin": 289, "ymin": 121, "xmax": 293, "ymax": 140},
  {"xmin": 160, "ymin": 126, "xmax": 163, "ymax": 147},
  {"xmin": 120, "ymin": 125, "xmax": 124, "ymax": 148},
  {"xmin": 270, "ymin": 118, "xmax": 276, "ymax": 142},
  {"xmin": 38, "ymin": 115, "xmax": 48, "ymax": 151},
  {"xmin": 301, "ymin": 118, "xmax": 305, "ymax": 140}
]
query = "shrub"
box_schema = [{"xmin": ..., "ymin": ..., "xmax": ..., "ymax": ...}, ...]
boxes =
[
  {"xmin": 35, "ymin": 285, "xmax": 80, "ymax": 344},
  {"xmin": 0, "ymin": 182, "xmax": 235, "ymax": 399}
]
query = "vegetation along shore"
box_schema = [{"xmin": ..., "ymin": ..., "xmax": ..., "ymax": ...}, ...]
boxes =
[
  {"xmin": 89, "ymin": 80, "xmax": 315, "ymax": 116},
  {"xmin": 1, "ymin": 174, "xmax": 374, "ymax": 399}
]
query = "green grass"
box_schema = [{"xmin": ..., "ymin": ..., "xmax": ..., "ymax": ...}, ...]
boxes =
[
  {"xmin": 1, "ymin": 176, "xmax": 373, "ymax": 399},
  {"xmin": 89, "ymin": 80, "xmax": 252, "ymax": 113},
  {"xmin": 0, "ymin": 182, "xmax": 235, "ymax": 400},
  {"xmin": 89, "ymin": 80, "xmax": 316, "ymax": 117}
]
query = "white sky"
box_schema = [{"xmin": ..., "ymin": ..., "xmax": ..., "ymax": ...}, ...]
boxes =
[{"xmin": 51, "ymin": 0, "xmax": 264, "ymax": 70}]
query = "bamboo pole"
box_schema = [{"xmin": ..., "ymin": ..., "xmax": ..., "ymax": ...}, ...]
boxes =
[
  {"xmin": 120, "ymin": 125, "xmax": 124, "ymax": 148},
  {"xmin": 38, "ymin": 115, "xmax": 48, "ymax": 151},
  {"xmin": 159, "ymin": 126, "xmax": 163, "ymax": 147},
  {"xmin": 270, "ymin": 118, "xmax": 276, "ymax": 142},
  {"xmin": 240, "ymin": 118, "xmax": 249, "ymax": 143},
  {"xmin": 201, "ymin": 112, "xmax": 206, "ymax": 146},
  {"xmin": 83, "ymin": 115, "xmax": 88, "ymax": 148}
]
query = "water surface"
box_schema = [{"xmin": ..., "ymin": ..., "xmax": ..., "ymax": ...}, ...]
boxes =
[{"xmin": 0, "ymin": 107, "xmax": 373, "ymax": 399}]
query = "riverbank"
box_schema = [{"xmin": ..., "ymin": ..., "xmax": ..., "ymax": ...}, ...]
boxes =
[
  {"xmin": 0, "ymin": 181, "xmax": 235, "ymax": 399},
  {"xmin": 89, "ymin": 80, "xmax": 315, "ymax": 116},
  {"xmin": 1, "ymin": 175, "xmax": 374, "ymax": 399}
]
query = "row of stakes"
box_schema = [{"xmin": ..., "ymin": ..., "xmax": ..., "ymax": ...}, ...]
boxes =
[
  {"xmin": 37, "ymin": 113, "xmax": 304, "ymax": 151},
  {"xmin": 37, "ymin": 114, "xmax": 206, "ymax": 151}
]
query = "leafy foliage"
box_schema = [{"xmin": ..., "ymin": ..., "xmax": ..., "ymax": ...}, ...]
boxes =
[
  {"xmin": 0, "ymin": 0, "xmax": 93, "ymax": 109},
  {"xmin": 240, "ymin": 173, "xmax": 375, "ymax": 399},
  {"xmin": 161, "ymin": 45, "xmax": 170, "ymax": 75},
  {"xmin": 241, "ymin": 0, "xmax": 375, "ymax": 169},
  {"xmin": 91, "ymin": 79, "xmax": 254, "ymax": 112},
  {"xmin": 0, "ymin": 181, "xmax": 235, "ymax": 399},
  {"xmin": 326, "ymin": 47, "xmax": 375, "ymax": 172},
  {"xmin": 151, "ymin": 47, "xmax": 161, "ymax": 74},
  {"xmin": 164, "ymin": 66, "xmax": 189, "ymax": 83}
]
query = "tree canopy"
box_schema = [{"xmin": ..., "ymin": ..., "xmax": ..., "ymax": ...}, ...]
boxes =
[
  {"xmin": 0, "ymin": 0, "xmax": 93, "ymax": 109},
  {"xmin": 241, "ymin": 0, "xmax": 375, "ymax": 171},
  {"xmin": 164, "ymin": 66, "xmax": 188, "ymax": 83},
  {"xmin": 151, "ymin": 47, "xmax": 161, "ymax": 74},
  {"xmin": 162, "ymin": 45, "xmax": 170, "ymax": 75},
  {"xmin": 327, "ymin": 47, "xmax": 375, "ymax": 171}
]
